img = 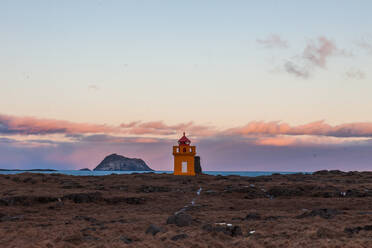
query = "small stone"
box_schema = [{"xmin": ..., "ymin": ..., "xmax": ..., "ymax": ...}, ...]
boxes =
[
  {"xmin": 120, "ymin": 236, "xmax": 132, "ymax": 244},
  {"xmin": 171, "ymin": 234, "xmax": 188, "ymax": 241},
  {"xmin": 166, "ymin": 213, "xmax": 192, "ymax": 227},
  {"xmin": 316, "ymin": 227, "xmax": 336, "ymax": 238},
  {"xmin": 202, "ymin": 224, "xmax": 213, "ymax": 232},
  {"xmin": 146, "ymin": 224, "xmax": 161, "ymax": 236},
  {"xmin": 244, "ymin": 213, "xmax": 261, "ymax": 220},
  {"xmin": 296, "ymin": 208, "xmax": 341, "ymax": 219},
  {"xmin": 166, "ymin": 215, "xmax": 176, "ymax": 224}
]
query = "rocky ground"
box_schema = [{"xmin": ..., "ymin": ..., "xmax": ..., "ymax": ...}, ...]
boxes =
[{"xmin": 0, "ymin": 170, "xmax": 372, "ymax": 248}]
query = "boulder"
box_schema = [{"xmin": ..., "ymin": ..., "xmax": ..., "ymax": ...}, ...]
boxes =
[
  {"xmin": 166, "ymin": 213, "xmax": 192, "ymax": 227},
  {"xmin": 146, "ymin": 224, "xmax": 162, "ymax": 236}
]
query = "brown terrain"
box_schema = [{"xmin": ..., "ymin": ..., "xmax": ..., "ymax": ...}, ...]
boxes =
[{"xmin": 0, "ymin": 171, "xmax": 372, "ymax": 248}]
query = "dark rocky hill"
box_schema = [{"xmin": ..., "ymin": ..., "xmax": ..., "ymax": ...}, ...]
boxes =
[{"xmin": 93, "ymin": 154, "xmax": 153, "ymax": 171}]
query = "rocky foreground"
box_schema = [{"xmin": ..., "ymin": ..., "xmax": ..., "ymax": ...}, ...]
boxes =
[{"xmin": 0, "ymin": 171, "xmax": 372, "ymax": 248}]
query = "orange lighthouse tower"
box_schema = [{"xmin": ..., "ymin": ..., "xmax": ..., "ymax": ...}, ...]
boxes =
[{"xmin": 173, "ymin": 132, "xmax": 196, "ymax": 176}]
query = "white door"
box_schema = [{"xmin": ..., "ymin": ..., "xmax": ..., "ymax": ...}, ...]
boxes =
[{"xmin": 182, "ymin": 161, "xmax": 188, "ymax": 173}]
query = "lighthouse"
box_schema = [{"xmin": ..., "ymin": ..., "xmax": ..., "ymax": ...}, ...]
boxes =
[{"xmin": 173, "ymin": 132, "xmax": 196, "ymax": 176}]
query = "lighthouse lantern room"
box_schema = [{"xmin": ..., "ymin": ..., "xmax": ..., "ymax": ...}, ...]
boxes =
[{"xmin": 173, "ymin": 132, "xmax": 196, "ymax": 176}]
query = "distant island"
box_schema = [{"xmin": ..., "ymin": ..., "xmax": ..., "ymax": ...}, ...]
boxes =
[
  {"xmin": 79, "ymin": 168, "xmax": 91, "ymax": 171},
  {"xmin": 0, "ymin": 169, "xmax": 57, "ymax": 171},
  {"xmin": 93, "ymin": 153, "xmax": 153, "ymax": 171}
]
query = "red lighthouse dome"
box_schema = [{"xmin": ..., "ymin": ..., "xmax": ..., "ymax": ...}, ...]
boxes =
[{"xmin": 178, "ymin": 132, "xmax": 191, "ymax": 145}]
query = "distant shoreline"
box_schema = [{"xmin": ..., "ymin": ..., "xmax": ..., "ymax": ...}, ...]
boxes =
[
  {"xmin": 0, "ymin": 169, "xmax": 57, "ymax": 172},
  {"xmin": 0, "ymin": 169, "xmax": 311, "ymax": 173},
  {"xmin": 3, "ymin": 169, "xmax": 369, "ymax": 177},
  {"xmin": 0, "ymin": 169, "xmax": 312, "ymax": 177}
]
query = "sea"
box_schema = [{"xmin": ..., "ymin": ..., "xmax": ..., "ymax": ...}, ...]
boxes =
[{"xmin": 0, "ymin": 170, "xmax": 307, "ymax": 177}]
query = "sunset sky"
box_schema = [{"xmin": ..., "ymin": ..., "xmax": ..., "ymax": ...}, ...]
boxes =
[{"xmin": 1, "ymin": 1, "xmax": 372, "ymax": 171}]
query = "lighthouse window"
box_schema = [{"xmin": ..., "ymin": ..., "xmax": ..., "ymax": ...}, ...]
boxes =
[
  {"xmin": 176, "ymin": 148, "xmax": 179, "ymax": 153},
  {"xmin": 189, "ymin": 148, "xmax": 192, "ymax": 152},
  {"xmin": 183, "ymin": 148, "xmax": 186, "ymax": 153}
]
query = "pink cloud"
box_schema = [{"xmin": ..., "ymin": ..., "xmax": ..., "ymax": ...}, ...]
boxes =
[
  {"xmin": 224, "ymin": 121, "xmax": 291, "ymax": 136},
  {"xmin": 284, "ymin": 36, "xmax": 350, "ymax": 78},
  {"xmin": 303, "ymin": 36, "xmax": 337, "ymax": 68},
  {"xmin": 256, "ymin": 136, "xmax": 297, "ymax": 146},
  {"xmin": 0, "ymin": 114, "xmax": 118, "ymax": 135},
  {"xmin": 224, "ymin": 120, "xmax": 372, "ymax": 138},
  {"xmin": 132, "ymin": 138, "xmax": 159, "ymax": 143},
  {"xmin": 124, "ymin": 121, "xmax": 213, "ymax": 136},
  {"xmin": 255, "ymin": 135, "xmax": 350, "ymax": 147},
  {"xmin": 0, "ymin": 114, "xmax": 213, "ymax": 137},
  {"xmin": 120, "ymin": 121, "xmax": 140, "ymax": 128}
]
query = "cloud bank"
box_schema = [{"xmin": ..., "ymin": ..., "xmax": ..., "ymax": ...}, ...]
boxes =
[
  {"xmin": 1, "ymin": 114, "xmax": 372, "ymax": 171},
  {"xmin": 224, "ymin": 120, "xmax": 372, "ymax": 138},
  {"xmin": 3, "ymin": 114, "xmax": 372, "ymax": 139},
  {"xmin": 0, "ymin": 114, "xmax": 214, "ymax": 137}
]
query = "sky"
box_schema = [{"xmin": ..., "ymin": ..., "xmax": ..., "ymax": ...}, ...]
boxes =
[{"xmin": 1, "ymin": 1, "xmax": 372, "ymax": 171}]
